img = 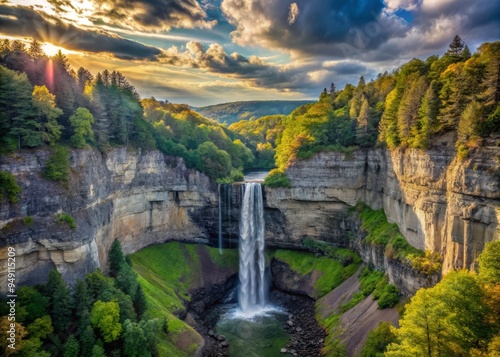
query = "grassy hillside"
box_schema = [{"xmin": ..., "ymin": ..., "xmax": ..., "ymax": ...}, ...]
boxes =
[
  {"xmin": 194, "ymin": 100, "xmax": 313, "ymax": 125},
  {"xmin": 130, "ymin": 242, "xmax": 239, "ymax": 356}
]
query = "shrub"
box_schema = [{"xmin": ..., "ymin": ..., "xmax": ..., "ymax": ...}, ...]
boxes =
[
  {"xmin": 264, "ymin": 169, "xmax": 291, "ymax": 188},
  {"xmin": 44, "ymin": 146, "xmax": 70, "ymax": 182},
  {"xmin": 378, "ymin": 284, "xmax": 399, "ymax": 309},
  {"xmin": 57, "ymin": 213, "xmax": 76, "ymax": 229},
  {"xmin": 23, "ymin": 216, "xmax": 34, "ymax": 226},
  {"xmin": 0, "ymin": 171, "xmax": 21, "ymax": 203}
]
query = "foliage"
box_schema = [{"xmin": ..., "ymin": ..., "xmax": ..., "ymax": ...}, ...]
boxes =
[
  {"xmin": 360, "ymin": 321, "xmax": 396, "ymax": 357},
  {"xmin": 57, "ymin": 212, "xmax": 76, "ymax": 229},
  {"xmin": 354, "ymin": 203, "xmax": 441, "ymax": 274},
  {"xmin": 0, "ymin": 41, "xmax": 261, "ymax": 179},
  {"xmin": 130, "ymin": 242, "xmax": 238, "ymax": 355},
  {"xmin": 44, "ymin": 146, "xmax": 70, "ymax": 182},
  {"xmin": 386, "ymin": 270, "xmax": 494, "ymax": 356},
  {"xmin": 70, "ymin": 107, "xmax": 95, "ymax": 148},
  {"xmin": 273, "ymin": 249, "xmax": 360, "ymax": 297},
  {"xmin": 0, "ymin": 170, "xmax": 21, "ymax": 203},
  {"xmin": 90, "ymin": 300, "xmax": 122, "ymax": 343},
  {"xmin": 478, "ymin": 241, "xmax": 500, "ymax": 286},
  {"xmin": 22, "ymin": 216, "xmax": 33, "ymax": 226},
  {"xmin": 264, "ymin": 168, "xmax": 291, "ymax": 187},
  {"xmin": 63, "ymin": 335, "xmax": 80, "ymax": 357}
]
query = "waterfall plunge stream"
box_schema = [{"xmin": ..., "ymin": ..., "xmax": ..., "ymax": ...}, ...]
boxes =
[
  {"xmin": 238, "ymin": 183, "xmax": 266, "ymax": 315},
  {"xmin": 215, "ymin": 181, "xmax": 289, "ymax": 356}
]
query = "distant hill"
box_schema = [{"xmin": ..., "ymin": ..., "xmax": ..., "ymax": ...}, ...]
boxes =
[{"xmin": 193, "ymin": 100, "xmax": 314, "ymax": 124}]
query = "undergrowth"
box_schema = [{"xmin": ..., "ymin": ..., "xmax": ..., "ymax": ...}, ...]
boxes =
[{"xmin": 353, "ymin": 202, "xmax": 441, "ymax": 275}]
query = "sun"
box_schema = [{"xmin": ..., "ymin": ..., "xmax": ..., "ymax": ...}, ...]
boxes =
[{"xmin": 41, "ymin": 42, "xmax": 70, "ymax": 57}]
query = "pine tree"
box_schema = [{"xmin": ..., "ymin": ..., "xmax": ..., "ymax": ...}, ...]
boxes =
[
  {"xmin": 45, "ymin": 269, "xmax": 72, "ymax": 333},
  {"xmin": 462, "ymin": 45, "xmax": 472, "ymax": 61},
  {"xmin": 329, "ymin": 82, "xmax": 336, "ymax": 102},
  {"xmin": 79, "ymin": 326, "xmax": 96, "ymax": 357},
  {"xmin": 133, "ymin": 285, "xmax": 147, "ymax": 320},
  {"xmin": 28, "ymin": 39, "xmax": 44, "ymax": 59},
  {"xmin": 63, "ymin": 335, "xmax": 80, "ymax": 357},
  {"xmin": 397, "ymin": 74, "xmax": 428, "ymax": 145},
  {"xmin": 447, "ymin": 35, "xmax": 465, "ymax": 58},
  {"xmin": 457, "ymin": 100, "xmax": 482, "ymax": 145},
  {"xmin": 108, "ymin": 240, "xmax": 126, "ymax": 277}
]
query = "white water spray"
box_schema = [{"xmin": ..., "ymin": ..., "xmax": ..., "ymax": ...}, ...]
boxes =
[{"xmin": 238, "ymin": 183, "xmax": 266, "ymax": 315}]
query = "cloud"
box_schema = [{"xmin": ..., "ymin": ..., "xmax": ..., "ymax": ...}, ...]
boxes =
[
  {"xmin": 89, "ymin": 0, "xmax": 217, "ymax": 32},
  {"xmin": 221, "ymin": 0, "xmax": 402, "ymax": 57},
  {"xmin": 157, "ymin": 40, "xmax": 335, "ymax": 91},
  {"xmin": 288, "ymin": 3, "xmax": 299, "ymax": 25},
  {"xmin": 0, "ymin": 5, "xmax": 162, "ymax": 60}
]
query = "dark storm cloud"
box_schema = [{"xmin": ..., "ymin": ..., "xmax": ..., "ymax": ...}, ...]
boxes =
[
  {"xmin": 90, "ymin": 0, "xmax": 216, "ymax": 31},
  {"xmin": 221, "ymin": 0, "xmax": 407, "ymax": 57},
  {"xmin": 0, "ymin": 5, "xmax": 162, "ymax": 60}
]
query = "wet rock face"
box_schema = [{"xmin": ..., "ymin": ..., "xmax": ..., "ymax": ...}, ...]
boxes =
[
  {"xmin": 266, "ymin": 146, "xmax": 500, "ymax": 277},
  {"xmin": 0, "ymin": 147, "xmax": 217, "ymax": 288}
]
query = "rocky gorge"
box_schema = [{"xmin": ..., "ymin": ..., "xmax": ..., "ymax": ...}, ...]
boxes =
[{"xmin": 1, "ymin": 142, "xmax": 499, "ymax": 294}]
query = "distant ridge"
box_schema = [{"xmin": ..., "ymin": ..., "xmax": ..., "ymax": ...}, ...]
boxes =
[{"xmin": 193, "ymin": 100, "xmax": 314, "ymax": 124}]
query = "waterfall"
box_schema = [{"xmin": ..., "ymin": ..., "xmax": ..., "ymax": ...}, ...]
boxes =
[{"xmin": 238, "ymin": 182, "xmax": 266, "ymax": 314}]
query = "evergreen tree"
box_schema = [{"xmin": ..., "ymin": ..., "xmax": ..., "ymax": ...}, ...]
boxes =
[
  {"xmin": 45, "ymin": 269, "xmax": 72, "ymax": 333},
  {"xmin": 80, "ymin": 326, "xmax": 96, "ymax": 357},
  {"xmin": 397, "ymin": 74, "xmax": 428, "ymax": 146},
  {"xmin": 447, "ymin": 35, "xmax": 465, "ymax": 58},
  {"xmin": 73, "ymin": 279, "xmax": 92, "ymax": 333},
  {"xmin": 28, "ymin": 39, "xmax": 44, "ymax": 59},
  {"xmin": 462, "ymin": 45, "xmax": 472, "ymax": 61},
  {"xmin": 133, "ymin": 285, "xmax": 147, "ymax": 320},
  {"xmin": 329, "ymin": 82, "xmax": 336, "ymax": 101},
  {"xmin": 91, "ymin": 345, "xmax": 106, "ymax": 357},
  {"xmin": 457, "ymin": 100, "xmax": 482, "ymax": 145},
  {"xmin": 63, "ymin": 335, "xmax": 80, "ymax": 357},
  {"xmin": 109, "ymin": 240, "xmax": 126, "ymax": 277},
  {"xmin": 378, "ymin": 88, "xmax": 401, "ymax": 148},
  {"xmin": 123, "ymin": 320, "xmax": 150, "ymax": 357}
]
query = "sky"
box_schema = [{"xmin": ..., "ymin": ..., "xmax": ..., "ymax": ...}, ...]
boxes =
[{"xmin": 0, "ymin": 0, "xmax": 499, "ymax": 106}]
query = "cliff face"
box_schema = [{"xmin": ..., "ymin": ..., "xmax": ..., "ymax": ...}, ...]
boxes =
[
  {"xmin": 0, "ymin": 148, "xmax": 218, "ymax": 287},
  {"xmin": 266, "ymin": 146, "xmax": 500, "ymax": 277}
]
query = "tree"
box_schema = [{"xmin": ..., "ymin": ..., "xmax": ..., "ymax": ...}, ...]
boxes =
[
  {"xmin": 17, "ymin": 286, "xmax": 49, "ymax": 324},
  {"xmin": 0, "ymin": 316, "xmax": 27, "ymax": 356},
  {"xmin": 360, "ymin": 321, "xmax": 396, "ymax": 357},
  {"xmin": 79, "ymin": 326, "xmax": 96, "ymax": 357},
  {"xmin": 27, "ymin": 39, "xmax": 44, "ymax": 59},
  {"xmin": 123, "ymin": 319, "xmax": 150, "ymax": 357},
  {"xmin": 32, "ymin": 85, "xmax": 63, "ymax": 145},
  {"xmin": 45, "ymin": 269, "xmax": 72, "ymax": 333},
  {"xmin": 109, "ymin": 239, "xmax": 126, "ymax": 277},
  {"xmin": 457, "ymin": 100, "xmax": 482, "ymax": 146},
  {"xmin": 27, "ymin": 316, "xmax": 53, "ymax": 340},
  {"xmin": 396, "ymin": 74, "xmax": 427, "ymax": 146},
  {"xmin": 478, "ymin": 241, "xmax": 500, "ymax": 286},
  {"xmin": 0, "ymin": 66, "xmax": 40, "ymax": 148},
  {"xmin": 90, "ymin": 300, "xmax": 122, "ymax": 343},
  {"xmin": 410, "ymin": 81, "xmax": 439, "ymax": 149},
  {"xmin": 133, "ymin": 285, "xmax": 147, "ymax": 320},
  {"xmin": 329, "ymin": 82, "xmax": 336, "ymax": 101},
  {"xmin": 70, "ymin": 107, "xmax": 94, "ymax": 148},
  {"xmin": 196, "ymin": 141, "xmax": 232, "ymax": 179},
  {"xmin": 74, "ymin": 279, "xmax": 92, "ymax": 333},
  {"xmin": 91, "ymin": 345, "xmax": 106, "ymax": 357},
  {"xmin": 447, "ymin": 35, "xmax": 465, "ymax": 58},
  {"xmin": 378, "ymin": 88, "xmax": 401, "ymax": 148},
  {"xmin": 63, "ymin": 335, "xmax": 80, "ymax": 357},
  {"xmin": 387, "ymin": 271, "xmax": 491, "ymax": 356}
]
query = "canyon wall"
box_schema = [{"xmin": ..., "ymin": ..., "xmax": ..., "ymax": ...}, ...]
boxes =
[
  {"xmin": 0, "ymin": 148, "xmax": 218, "ymax": 287},
  {"xmin": 1, "ymin": 143, "xmax": 498, "ymax": 293},
  {"xmin": 265, "ymin": 145, "xmax": 500, "ymax": 277}
]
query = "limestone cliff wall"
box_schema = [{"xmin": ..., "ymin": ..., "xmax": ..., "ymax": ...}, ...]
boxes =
[
  {"xmin": 265, "ymin": 146, "xmax": 500, "ymax": 277},
  {"xmin": 0, "ymin": 148, "xmax": 218, "ymax": 288}
]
